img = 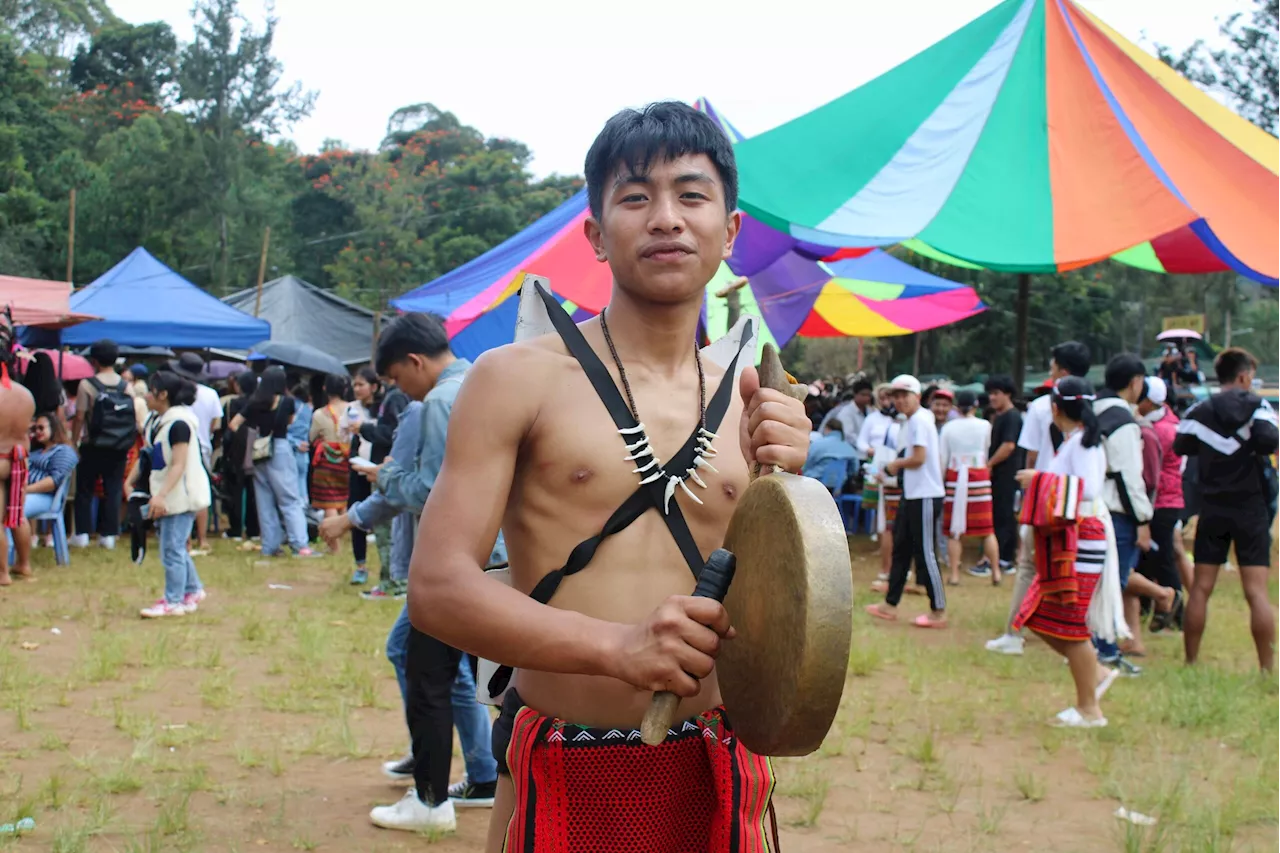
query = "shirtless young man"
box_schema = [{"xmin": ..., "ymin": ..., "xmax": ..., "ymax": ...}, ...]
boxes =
[
  {"xmin": 410, "ymin": 102, "xmax": 811, "ymax": 852},
  {"xmin": 0, "ymin": 309, "xmax": 37, "ymax": 586}
]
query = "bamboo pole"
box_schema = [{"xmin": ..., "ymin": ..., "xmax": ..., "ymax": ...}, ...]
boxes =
[
  {"xmin": 253, "ymin": 227, "xmax": 272, "ymax": 317},
  {"xmin": 66, "ymin": 187, "xmax": 77, "ymax": 283},
  {"xmin": 1012, "ymin": 273, "xmax": 1031, "ymax": 390}
]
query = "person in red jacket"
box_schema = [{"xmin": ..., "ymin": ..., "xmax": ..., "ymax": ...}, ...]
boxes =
[{"xmin": 1136, "ymin": 377, "xmax": 1186, "ymax": 635}]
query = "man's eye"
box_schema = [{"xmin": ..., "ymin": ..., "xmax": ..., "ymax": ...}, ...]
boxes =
[
  {"xmin": 620, "ymin": 194, "xmax": 646, "ymax": 203},
  {"xmin": 682, "ymin": 192, "xmax": 709, "ymax": 201}
]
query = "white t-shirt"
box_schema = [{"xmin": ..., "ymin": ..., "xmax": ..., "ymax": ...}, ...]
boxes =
[
  {"xmin": 1017, "ymin": 394, "xmax": 1056, "ymax": 472},
  {"xmin": 190, "ymin": 384, "xmax": 222, "ymax": 456},
  {"xmin": 939, "ymin": 416, "xmax": 991, "ymax": 471},
  {"xmin": 902, "ymin": 407, "xmax": 945, "ymax": 500},
  {"xmin": 1048, "ymin": 428, "xmax": 1106, "ymax": 503}
]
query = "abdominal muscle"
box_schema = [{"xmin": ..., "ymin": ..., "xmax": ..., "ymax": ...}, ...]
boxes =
[{"xmin": 508, "ymin": 516, "xmax": 725, "ymax": 730}]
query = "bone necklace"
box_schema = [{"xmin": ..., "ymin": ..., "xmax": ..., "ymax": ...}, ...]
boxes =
[{"xmin": 600, "ymin": 308, "xmax": 717, "ymax": 514}]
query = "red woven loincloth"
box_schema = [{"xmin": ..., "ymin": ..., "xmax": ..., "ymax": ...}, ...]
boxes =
[
  {"xmin": 942, "ymin": 467, "xmax": 994, "ymax": 537},
  {"xmin": 5, "ymin": 445, "xmax": 27, "ymax": 528},
  {"xmin": 881, "ymin": 485, "xmax": 902, "ymax": 525},
  {"xmin": 501, "ymin": 699, "xmax": 776, "ymax": 853}
]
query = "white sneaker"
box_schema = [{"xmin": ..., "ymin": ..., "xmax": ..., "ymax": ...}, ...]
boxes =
[
  {"xmin": 369, "ymin": 789, "xmax": 456, "ymax": 833},
  {"xmin": 99, "ymin": 536, "xmax": 117, "ymax": 550},
  {"xmin": 985, "ymin": 634, "xmax": 1025, "ymax": 655},
  {"xmin": 70, "ymin": 534, "xmax": 89, "ymax": 548},
  {"xmin": 140, "ymin": 599, "xmax": 189, "ymax": 619}
]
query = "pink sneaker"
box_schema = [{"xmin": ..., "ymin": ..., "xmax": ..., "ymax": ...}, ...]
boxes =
[
  {"xmin": 140, "ymin": 600, "xmax": 188, "ymax": 619},
  {"xmin": 294, "ymin": 547, "xmax": 322, "ymax": 558},
  {"xmin": 182, "ymin": 590, "xmax": 208, "ymax": 611}
]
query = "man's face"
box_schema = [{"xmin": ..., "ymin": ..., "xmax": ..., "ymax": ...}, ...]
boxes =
[
  {"xmin": 384, "ymin": 355, "xmax": 433, "ymax": 401},
  {"xmin": 931, "ymin": 396, "xmax": 953, "ymax": 420},
  {"xmin": 891, "ymin": 390, "xmax": 918, "ymax": 415},
  {"xmin": 584, "ymin": 153, "xmax": 740, "ymax": 305},
  {"xmin": 988, "ymin": 389, "xmax": 1010, "ymax": 411},
  {"xmin": 854, "ymin": 389, "xmax": 872, "ymax": 411}
]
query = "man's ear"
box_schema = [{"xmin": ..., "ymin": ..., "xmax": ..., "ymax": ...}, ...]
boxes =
[
  {"xmin": 721, "ymin": 209, "xmax": 742, "ymax": 261},
  {"xmin": 584, "ymin": 217, "xmax": 607, "ymax": 263}
]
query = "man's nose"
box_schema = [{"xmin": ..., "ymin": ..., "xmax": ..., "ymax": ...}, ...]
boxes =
[{"xmin": 647, "ymin": 193, "xmax": 683, "ymax": 233}]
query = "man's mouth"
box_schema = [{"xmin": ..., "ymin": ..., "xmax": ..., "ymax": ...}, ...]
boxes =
[{"xmin": 641, "ymin": 242, "xmax": 694, "ymax": 262}]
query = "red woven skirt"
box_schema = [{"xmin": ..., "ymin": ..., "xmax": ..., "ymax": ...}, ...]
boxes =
[
  {"xmin": 942, "ymin": 467, "xmax": 994, "ymax": 537},
  {"xmin": 309, "ymin": 442, "xmax": 349, "ymax": 511},
  {"xmin": 501, "ymin": 702, "xmax": 776, "ymax": 852},
  {"xmin": 4, "ymin": 445, "xmax": 27, "ymax": 528},
  {"xmin": 1013, "ymin": 517, "xmax": 1106, "ymax": 641}
]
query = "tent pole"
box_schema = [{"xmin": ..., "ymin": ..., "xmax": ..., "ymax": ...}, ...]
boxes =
[
  {"xmin": 912, "ymin": 332, "xmax": 922, "ymax": 376},
  {"xmin": 66, "ymin": 187, "xmax": 76, "ymax": 283},
  {"xmin": 1013, "ymin": 273, "xmax": 1031, "ymax": 390},
  {"xmin": 253, "ymin": 227, "xmax": 271, "ymax": 317},
  {"xmin": 857, "ymin": 337, "xmax": 864, "ymax": 371},
  {"xmin": 372, "ymin": 310, "xmax": 382, "ymax": 364}
]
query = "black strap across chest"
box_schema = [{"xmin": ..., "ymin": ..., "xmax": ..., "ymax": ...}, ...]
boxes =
[{"xmin": 488, "ymin": 285, "xmax": 752, "ymax": 697}]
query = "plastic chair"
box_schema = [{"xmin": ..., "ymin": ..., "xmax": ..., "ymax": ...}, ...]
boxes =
[{"xmin": 16, "ymin": 476, "xmax": 73, "ymax": 566}]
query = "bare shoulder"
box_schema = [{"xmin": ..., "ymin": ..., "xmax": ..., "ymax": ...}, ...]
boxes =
[{"xmin": 467, "ymin": 334, "xmax": 574, "ymax": 391}]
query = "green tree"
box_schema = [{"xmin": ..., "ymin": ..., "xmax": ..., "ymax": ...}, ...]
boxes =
[
  {"xmin": 1157, "ymin": 0, "xmax": 1278, "ymax": 134},
  {"xmin": 177, "ymin": 0, "xmax": 315, "ymax": 290},
  {"xmin": 69, "ymin": 21, "xmax": 179, "ymax": 105}
]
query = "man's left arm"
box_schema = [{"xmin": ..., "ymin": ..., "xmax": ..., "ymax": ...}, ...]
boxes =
[
  {"xmin": 1247, "ymin": 401, "xmax": 1279, "ymax": 456},
  {"xmin": 377, "ymin": 397, "xmax": 447, "ymax": 513},
  {"xmin": 1119, "ymin": 426, "xmax": 1154, "ymax": 525}
]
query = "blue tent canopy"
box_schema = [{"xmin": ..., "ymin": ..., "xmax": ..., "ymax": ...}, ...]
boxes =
[{"xmin": 62, "ymin": 248, "xmax": 270, "ymax": 347}]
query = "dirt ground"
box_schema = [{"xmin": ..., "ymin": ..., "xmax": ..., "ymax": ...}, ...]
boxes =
[{"xmin": 2, "ymin": 534, "xmax": 1276, "ymax": 851}]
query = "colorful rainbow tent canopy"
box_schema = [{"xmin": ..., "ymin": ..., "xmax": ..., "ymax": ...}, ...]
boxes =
[
  {"xmin": 731, "ymin": 0, "xmax": 1278, "ymax": 286},
  {"xmin": 393, "ymin": 101, "xmax": 985, "ymax": 359}
]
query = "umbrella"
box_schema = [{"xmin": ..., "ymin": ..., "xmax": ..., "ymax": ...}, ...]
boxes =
[
  {"xmin": 248, "ymin": 341, "xmax": 348, "ymax": 376},
  {"xmin": 1156, "ymin": 329, "xmax": 1203, "ymax": 341},
  {"xmin": 730, "ymin": 0, "xmax": 1277, "ymax": 286},
  {"xmin": 34, "ymin": 349, "xmax": 93, "ymax": 381},
  {"xmin": 206, "ymin": 360, "xmax": 247, "ymax": 380}
]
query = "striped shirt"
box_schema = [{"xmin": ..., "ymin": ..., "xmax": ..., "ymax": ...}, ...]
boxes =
[{"xmin": 28, "ymin": 444, "xmax": 78, "ymax": 489}]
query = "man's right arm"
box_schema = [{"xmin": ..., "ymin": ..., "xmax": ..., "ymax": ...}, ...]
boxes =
[
  {"xmin": 409, "ymin": 349, "xmax": 621, "ymax": 679},
  {"xmin": 72, "ymin": 380, "xmax": 90, "ymax": 444}
]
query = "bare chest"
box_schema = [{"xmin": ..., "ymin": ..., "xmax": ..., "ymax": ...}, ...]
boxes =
[{"xmin": 510, "ymin": 366, "xmax": 748, "ymax": 562}]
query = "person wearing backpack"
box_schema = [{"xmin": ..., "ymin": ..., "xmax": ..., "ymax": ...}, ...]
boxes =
[{"xmin": 71, "ymin": 339, "xmax": 138, "ymax": 549}]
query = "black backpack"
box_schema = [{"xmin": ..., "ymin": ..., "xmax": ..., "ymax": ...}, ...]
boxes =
[{"xmin": 86, "ymin": 377, "xmax": 138, "ymax": 451}]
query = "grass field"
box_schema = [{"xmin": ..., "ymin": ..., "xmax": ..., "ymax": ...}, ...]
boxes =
[{"xmin": 1, "ymin": 534, "xmax": 1276, "ymax": 852}]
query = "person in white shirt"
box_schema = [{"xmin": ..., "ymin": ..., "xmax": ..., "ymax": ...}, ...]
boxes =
[
  {"xmin": 939, "ymin": 390, "xmax": 1001, "ymax": 586},
  {"xmin": 171, "ymin": 353, "xmax": 222, "ymax": 553},
  {"xmin": 858, "ymin": 385, "xmax": 901, "ymax": 582},
  {"xmin": 819, "ymin": 380, "xmax": 872, "ymax": 446},
  {"xmin": 987, "ymin": 341, "xmax": 1091, "ymax": 655},
  {"xmin": 866, "ymin": 375, "xmax": 947, "ymax": 628}
]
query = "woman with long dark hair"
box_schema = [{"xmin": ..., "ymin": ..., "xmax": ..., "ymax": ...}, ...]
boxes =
[
  {"xmin": 230, "ymin": 367, "xmax": 313, "ymax": 558},
  {"xmin": 309, "ymin": 373, "xmax": 351, "ymax": 553},
  {"xmin": 342, "ymin": 367, "xmax": 384, "ymax": 585},
  {"xmin": 221, "ymin": 371, "xmax": 260, "ymax": 543},
  {"xmin": 133, "ymin": 371, "xmax": 208, "ymax": 618},
  {"xmin": 7, "ymin": 413, "xmax": 78, "ymax": 582},
  {"xmin": 1012, "ymin": 376, "xmax": 1126, "ymax": 727}
]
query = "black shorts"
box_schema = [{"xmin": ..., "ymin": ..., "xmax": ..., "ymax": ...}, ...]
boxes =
[{"xmin": 1195, "ymin": 500, "xmax": 1272, "ymax": 568}]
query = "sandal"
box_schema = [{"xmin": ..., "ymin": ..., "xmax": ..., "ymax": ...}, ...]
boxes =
[
  {"xmin": 864, "ymin": 604, "xmax": 897, "ymax": 622},
  {"xmin": 912, "ymin": 614, "xmax": 948, "ymax": 629},
  {"xmin": 1052, "ymin": 707, "xmax": 1107, "ymax": 728}
]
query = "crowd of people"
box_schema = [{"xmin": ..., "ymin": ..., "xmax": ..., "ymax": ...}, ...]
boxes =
[{"xmin": 803, "ymin": 340, "xmax": 1278, "ymax": 726}]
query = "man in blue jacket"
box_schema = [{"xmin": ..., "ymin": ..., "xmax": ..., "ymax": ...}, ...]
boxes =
[{"xmin": 321, "ymin": 313, "xmax": 502, "ymax": 832}]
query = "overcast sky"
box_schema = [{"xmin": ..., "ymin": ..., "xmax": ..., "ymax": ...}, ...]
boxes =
[{"xmin": 108, "ymin": 0, "xmax": 1249, "ymax": 177}]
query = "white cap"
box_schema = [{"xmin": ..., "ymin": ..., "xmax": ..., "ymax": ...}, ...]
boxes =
[
  {"xmin": 890, "ymin": 374, "xmax": 922, "ymax": 396},
  {"xmin": 1145, "ymin": 376, "xmax": 1167, "ymax": 405}
]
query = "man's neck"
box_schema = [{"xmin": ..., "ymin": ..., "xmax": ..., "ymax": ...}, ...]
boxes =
[
  {"xmin": 991, "ymin": 401, "xmax": 1011, "ymax": 415},
  {"xmin": 97, "ymin": 368, "xmax": 117, "ymax": 379},
  {"xmin": 602, "ymin": 285, "xmax": 701, "ymax": 374}
]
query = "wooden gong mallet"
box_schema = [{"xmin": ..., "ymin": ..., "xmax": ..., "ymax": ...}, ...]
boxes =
[{"xmin": 640, "ymin": 344, "xmax": 853, "ymax": 755}]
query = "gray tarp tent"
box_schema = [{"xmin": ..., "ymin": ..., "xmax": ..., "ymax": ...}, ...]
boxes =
[{"xmin": 222, "ymin": 276, "xmax": 376, "ymax": 366}]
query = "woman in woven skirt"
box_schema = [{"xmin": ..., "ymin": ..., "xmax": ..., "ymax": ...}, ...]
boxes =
[
  {"xmin": 1012, "ymin": 377, "xmax": 1125, "ymax": 728},
  {"xmin": 939, "ymin": 390, "xmax": 1001, "ymax": 586},
  {"xmin": 310, "ymin": 374, "xmax": 351, "ymax": 553}
]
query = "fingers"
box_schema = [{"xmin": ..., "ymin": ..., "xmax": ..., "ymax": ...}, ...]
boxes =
[
  {"xmin": 738, "ymin": 365, "xmax": 760, "ymax": 409},
  {"xmin": 679, "ymin": 596, "xmax": 733, "ymax": 637}
]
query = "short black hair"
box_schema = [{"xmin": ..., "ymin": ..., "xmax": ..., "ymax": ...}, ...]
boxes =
[
  {"xmin": 984, "ymin": 374, "xmax": 1016, "ymax": 396},
  {"xmin": 1215, "ymin": 347, "xmax": 1258, "ymax": 384},
  {"xmin": 584, "ymin": 101, "xmax": 738, "ymax": 220},
  {"xmin": 374, "ymin": 312, "xmax": 451, "ymax": 376},
  {"xmin": 89, "ymin": 339, "xmax": 118, "ymax": 368},
  {"xmin": 290, "ymin": 382, "xmax": 308, "ymax": 403},
  {"xmin": 825, "ymin": 419, "xmax": 844, "ymax": 433},
  {"xmin": 1104, "ymin": 353, "xmax": 1146, "ymax": 391},
  {"xmin": 254, "ymin": 366, "xmax": 288, "ymax": 403},
  {"xmin": 237, "ymin": 371, "xmax": 258, "ymax": 397},
  {"xmin": 323, "ymin": 373, "xmax": 349, "ymax": 401},
  {"xmin": 955, "ymin": 389, "xmax": 977, "ymax": 410},
  {"xmin": 1051, "ymin": 341, "xmax": 1090, "ymax": 378},
  {"xmin": 852, "ymin": 380, "xmax": 873, "ymax": 395}
]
